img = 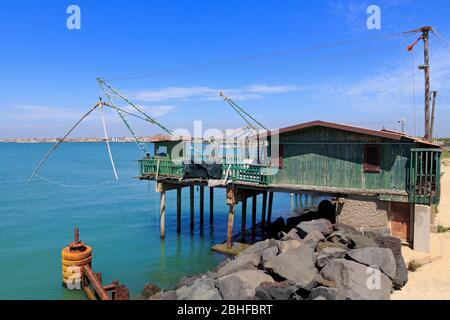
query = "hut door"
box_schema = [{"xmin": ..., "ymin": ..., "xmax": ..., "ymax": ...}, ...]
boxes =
[{"xmin": 390, "ymin": 202, "xmax": 411, "ymax": 241}]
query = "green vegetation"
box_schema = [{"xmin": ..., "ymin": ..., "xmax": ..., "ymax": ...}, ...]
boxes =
[
  {"xmin": 408, "ymin": 260, "xmax": 421, "ymax": 272},
  {"xmin": 438, "ymin": 225, "xmax": 450, "ymax": 233}
]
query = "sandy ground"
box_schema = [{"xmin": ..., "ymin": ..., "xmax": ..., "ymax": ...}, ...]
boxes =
[{"xmin": 391, "ymin": 162, "xmax": 450, "ymax": 300}]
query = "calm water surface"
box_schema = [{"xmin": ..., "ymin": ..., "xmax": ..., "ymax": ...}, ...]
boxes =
[{"xmin": 0, "ymin": 143, "xmax": 320, "ymax": 300}]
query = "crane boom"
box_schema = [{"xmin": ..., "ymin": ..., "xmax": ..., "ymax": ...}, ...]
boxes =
[{"xmin": 97, "ymin": 78, "xmax": 175, "ymax": 136}]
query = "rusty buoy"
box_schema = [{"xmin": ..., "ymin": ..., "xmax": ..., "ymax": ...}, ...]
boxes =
[{"xmin": 61, "ymin": 228, "xmax": 92, "ymax": 288}]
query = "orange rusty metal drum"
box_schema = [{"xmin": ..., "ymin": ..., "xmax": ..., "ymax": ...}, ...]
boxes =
[
  {"xmin": 62, "ymin": 246, "xmax": 92, "ymax": 261},
  {"xmin": 61, "ymin": 246, "xmax": 92, "ymax": 286}
]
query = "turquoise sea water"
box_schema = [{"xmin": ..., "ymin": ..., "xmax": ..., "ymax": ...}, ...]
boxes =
[{"xmin": 0, "ymin": 143, "xmax": 320, "ymax": 300}]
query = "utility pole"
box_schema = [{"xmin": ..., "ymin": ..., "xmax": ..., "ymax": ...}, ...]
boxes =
[
  {"xmin": 430, "ymin": 90, "xmax": 437, "ymax": 140},
  {"xmin": 406, "ymin": 26, "xmax": 433, "ymax": 141}
]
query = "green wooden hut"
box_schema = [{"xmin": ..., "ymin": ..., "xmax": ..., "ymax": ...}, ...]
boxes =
[{"xmin": 139, "ymin": 120, "xmax": 441, "ymax": 246}]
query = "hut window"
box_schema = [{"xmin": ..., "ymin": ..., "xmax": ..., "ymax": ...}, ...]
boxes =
[
  {"xmin": 363, "ymin": 145, "xmax": 381, "ymax": 173},
  {"xmin": 156, "ymin": 145, "xmax": 168, "ymax": 157}
]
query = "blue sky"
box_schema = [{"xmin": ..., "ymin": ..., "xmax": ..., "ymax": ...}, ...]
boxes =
[{"xmin": 0, "ymin": 0, "xmax": 449, "ymax": 138}]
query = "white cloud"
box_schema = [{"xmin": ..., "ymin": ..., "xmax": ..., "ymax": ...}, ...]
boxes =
[
  {"xmin": 131, "ymin": 84, "xmax": 299, "ymax": 102},
  {"xmin": 143, "ymin": 105, "xmax": 177, "ymax": 117}
]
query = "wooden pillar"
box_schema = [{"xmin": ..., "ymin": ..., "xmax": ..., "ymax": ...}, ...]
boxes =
[
  {"xmin": 190, "ymin": 186, "xmax": 194, "ymax": 230},
  {"xmin": 241, "ymin": 196, "xmax": 247, "ymax": 242},
  {"xmin": 160, "ymin": 189, "xmax": 166, "ymax": 239},
  {"xmin": 226, "ymin": 204, "xmax": 235, "ymax": 249},
  {"xmin": 176, "ymin": 187, "xmax": 182, "ymax": 233},
  {"xmin": 226, "ymin": 186, "xmax": 237, "ymax": 249},
  {"xmin": 267, "ymin": 192, "xmax": 274, "ymax": 225},
  {"xmin": 209, "ymin": 188, "xmax": 214, "ymax": 225},
  {"xmin": 252, "ymin": 195, "xmax": 257, "ymax": 239},
  {"xmin": 200, "ymin": 186, "xmax": 205, "ymax": 227},
  {"xmin": 261, "ymin": 191, "xmax": 268, "ymax": 232}
]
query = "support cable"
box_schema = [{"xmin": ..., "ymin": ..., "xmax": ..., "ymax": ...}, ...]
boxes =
[
  {"xmin": 28, "ymin": 103, "xmax": 100, "ymax": 183},
  {"xmin": 100, "ymin": 103, "xmax": 119, "ymax": 181},
  {"xmin": 97, "ymin": 78, "xmax": 175, "ymax": 136},
  {"xmin": 97, "ymin": 80, "xmax": 148, "ymax": 153}
]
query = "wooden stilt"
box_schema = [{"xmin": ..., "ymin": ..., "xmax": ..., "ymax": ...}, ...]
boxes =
[
  {"xmin": 190, "ymin": 186, "xmax": 194, "ymax": 230},
  {"xmin": 226, "ymin": 186, "xmax": 237, "ymax": 249},
  {"xmin": 241, "ymin": 196, "xmax": 247, "ymax": 242},
  {"xmin": 209, "ymin": 188, "xmax": 214, "ymax": 225},
  {"xmin": 160, "ymin": 189, "xmax": 166, "ymax": 239},
  {"xmin": 176, "ymin": 187, "xmax": 181, "ymax": 233},
  {"xmin": 252, "ymin": 195, "xmax": 257, "ymax": 239},
  {"xmin": 200, "ymin": 186, "xmax": 204, "ymax": 227},
  {"xmin": 226, "ymin": 204, "xmax": 235, "ymax": 249},
  {"xmin": 267, "ymin": 192, "xmax": 274, "ymax": 225},
  {"xmin": 261, "ymin": 191, "xmax": 268, "ymax": 232}
]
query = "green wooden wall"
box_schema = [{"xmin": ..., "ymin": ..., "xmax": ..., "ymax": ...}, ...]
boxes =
[
  {"xmin": 154, "ymin": 141, "xmax": 184, "ymax": 160},
  {"xmin": 268, "ymin": 127, "xmax": 414, "ymax": 192}
]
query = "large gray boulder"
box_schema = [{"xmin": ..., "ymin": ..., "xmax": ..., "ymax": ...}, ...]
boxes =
[
  {"xmin": 332, "ymin": 224, "xmax": 378, "ymax": 249},
  {"xmin": 216, "ymin": 253, "xmax": 260, "ymax": 277},
  {"xmin": 303, "ymin": 230, "xmax": 326, "ymax": 250},
  {"xmin": 328, "ymin": 230, "xmax": 351, "ymax": 246},
  {"xmin": 297, "ymin": 219, "xmax": 333, "ymax": 236},
  {"xmin": 320, "ymin": 259, "xmax": 392, "ymax": 300},
  {"xmin": 317, "ymin": 241, "xmax": 348, "ymax": 252},
  {"xmin": 218, "ymin": 270, "xmax": 274, "ymax": 300},
  {"xmin": 176, "ymin": 277, "xmax": 222, "ymax": 300},
  {"xmin": 345, "ymin": 232, "xmax": 378, "ymax": 249},
  {"xmin": 347, "ymin": 248, "xmax": 396, "ymax": 279},
  {"xmin": 176, "ymin": 274, "xmax": 202, "ymax": 289},
  {"xmin": 265, "ymin": 244, "xmax": 317, "ymax": 290},
  {"xmin": 309, "ymin": 287, "xmax": 339, "ymax": 300},
  {"xmin": 261, "ymin": 246, "xmax": 279, "ymax": 266},
  {"xmin": 240, "ymin": 239, "xmax": 279, "ymax": 255},
  {"xmin": 255, "ymin": 281, "xmax": 299, "ymax": 300},
  {"xmin": 158, "ymin": 290, "xmax": 177, "ymax": 300},
  {"xmin": 278, "ymin": 239, "xmax": 302, "ymax": 253},
  {"xmin": 281, "ymin": 228, "xmax": 302, "ymax": 241},
  {"xmin": 316, "ymin": 247, "xmax": 347, "ymax": 268},
  {"xmin": 371, "ymin": 235, "xmax": 408, "ymax": 289}
]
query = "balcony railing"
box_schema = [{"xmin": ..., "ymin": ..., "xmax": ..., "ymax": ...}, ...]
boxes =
[
  {"xmin": 139, "ymin": 159, "xmax": 184, "ymax": 178},
  {"xmin": 138, "ymin": 159, "xmax": 268, "ymax": 185},
  {"xmin": 409, "ymin": 148, "xmax": 441, "ymax": 205}
]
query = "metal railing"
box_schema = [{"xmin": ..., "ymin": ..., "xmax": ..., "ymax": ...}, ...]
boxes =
[
  {"xmin": 409, "ymin": 148, "xmax": 441, "ymax": 205},
  {"xmin": 138, "ymin": 158, "xmax": 268, "ymax": 185},
  {"xmin": 222, "ymin": 164, "xmax": 268, "ymax": 185},
  {"xmin": 139, "ymin": 159, "xmax": 184, "ymax": 178}
]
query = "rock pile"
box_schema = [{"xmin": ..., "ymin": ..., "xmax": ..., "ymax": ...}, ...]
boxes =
[{"xmin": 144, "ymin": 218, "xmax": 408, "ymax": 300}]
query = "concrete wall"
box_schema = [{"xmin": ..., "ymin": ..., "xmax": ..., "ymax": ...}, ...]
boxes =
[
  {"xmin": 336, "ymin": 195, "xmax": 389, "ymax": 231},
  {"xmin": 413, "ymin": 204, "xmax": 431, "ymax": 253}
]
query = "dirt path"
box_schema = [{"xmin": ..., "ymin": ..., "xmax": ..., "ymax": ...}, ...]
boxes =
[{"xmin": 391, "ymin": 162, "xmax": 450, "ymax": 300}]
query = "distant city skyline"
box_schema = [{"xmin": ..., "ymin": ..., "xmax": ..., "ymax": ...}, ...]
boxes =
[{"xmin": 1, "ymin": 1, "xmax": 449, "ymax": 139}]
